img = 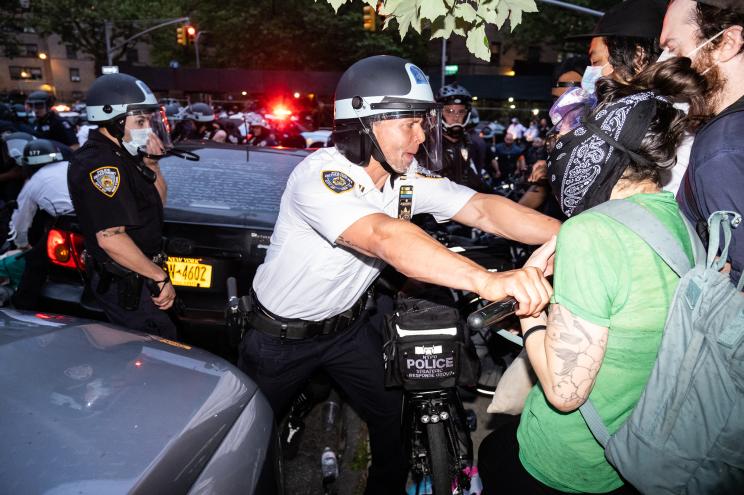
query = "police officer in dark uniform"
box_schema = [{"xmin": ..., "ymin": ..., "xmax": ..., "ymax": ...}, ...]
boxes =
[
  {"xmin": 436, "ymin": 83, "xmax": 490, "ymax": 192},
  {"xmin": 26, "ymin": 91, "xmax": 78, "ymax": 149},
  {"xmin": 67, "ymin": 73, "xmax": 177, "ymax": 339}
]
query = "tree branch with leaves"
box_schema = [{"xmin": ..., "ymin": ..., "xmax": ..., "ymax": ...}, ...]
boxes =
[{"xmin": 320, "ymin": 0, "xmax": 540, "ymax": 61}]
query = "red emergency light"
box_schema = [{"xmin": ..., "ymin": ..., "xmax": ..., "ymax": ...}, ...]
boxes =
[{"xmin": 270, "ymin": 105, "xmax": 292, "ymax": 120}]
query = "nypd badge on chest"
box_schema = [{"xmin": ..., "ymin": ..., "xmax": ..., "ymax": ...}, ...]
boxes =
[
  {"xmin": 322, "ymin": 170, "xmax": 354, "ymax": 194},
  {"xmin": 90, "ymin": 166, "xmax": 121, "ymax": 198}
]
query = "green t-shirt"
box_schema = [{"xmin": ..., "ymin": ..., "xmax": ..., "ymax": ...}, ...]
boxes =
[{"xmin": 517, "ymin": 192, "xmax": 693, "ymax": 493}]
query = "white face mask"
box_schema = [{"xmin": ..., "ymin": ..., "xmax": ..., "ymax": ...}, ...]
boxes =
[
  {"xmin": 581, "ymin": 63, "xmax": 609, "ymax": 94},
  {"xmin": 656, "ymin": 48, "xmax": 675, "ymax": 63},
  {"xmin": 123, "ymin": 127, "xmax": 151, "ymax": 156},
  {"xmin": 659, "ymin": 29, "xmax": 727, "ymax": 67}
]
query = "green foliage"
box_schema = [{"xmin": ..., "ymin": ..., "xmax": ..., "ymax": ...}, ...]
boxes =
[
  {"xmin": 28, "ymin": 0, "xmax": 183, "ymax": 70},
  {"xmin": 152, "ymin": 0, "xmax": 429, "ymax": 70},
  {"xmin": 0, "ymin": 0, "xmax": 29, "ymax": 57},
  {"xmin": 323, "ymin": 0, "xmax": 541, "ymax": 61}
]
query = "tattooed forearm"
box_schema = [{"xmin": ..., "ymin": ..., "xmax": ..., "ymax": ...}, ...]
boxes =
[
  {"xmin": 99, "ymin": 227, "xmax": 126, "ymax": 238},
  {"xmin": 545, "ymin": 304, "xmax": 608, "ymax": 410},
  {"xmin": 336, "ymin": 235, "xmax": 356, "ymax": 248}
]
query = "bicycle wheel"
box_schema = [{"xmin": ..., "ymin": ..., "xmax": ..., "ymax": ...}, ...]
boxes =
[{"xmin": 426, "ymin": 421, "xmax": 452, "ymax": 495}]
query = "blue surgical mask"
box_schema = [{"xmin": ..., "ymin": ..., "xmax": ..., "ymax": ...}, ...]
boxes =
[{"xmin": 581, "ymin": 63, "xmax": 609, "ymax": 94}]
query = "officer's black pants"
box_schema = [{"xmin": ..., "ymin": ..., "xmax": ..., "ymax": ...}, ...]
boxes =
[
  {"xmin": 12, "ymin": 210, "xmax": 53, "ymax": 310},
  {"xmin": 12, "ymin": 240, "xmax": 49, "ymax": 309},
  {"xmin": 89, "ymin": 271, "xmax": 177, "ymax": 340},
  {"xmin": 238, "ymin": 312, "xmax": 407, "ymax": 495}
]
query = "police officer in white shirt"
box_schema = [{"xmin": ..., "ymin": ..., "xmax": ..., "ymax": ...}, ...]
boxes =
[
  {"xmin": 9, "ymin": 139, "xmax": 73, "ymax": 308},
  {"xmin": 240, "ymin": 56, "xmax": 560, "ymax": 494}
]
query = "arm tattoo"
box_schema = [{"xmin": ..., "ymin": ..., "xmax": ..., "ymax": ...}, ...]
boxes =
[
  {"xmin": 100, "ymin": 227, "xmax": 126, "ymax": 238},
  {"xmin": 546, "ymin": 305, "xmax": 608, "ymax": 409},
  {"xmin": 336, "ymin": 235, "xmax": 356, "ymax": 248}
]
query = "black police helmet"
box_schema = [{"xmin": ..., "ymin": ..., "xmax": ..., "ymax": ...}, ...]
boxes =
[
  {"xmin": 186, "ymin": 102, "xmax": 214, "ymax": 123},
  {"xmin": 1, "ymin": 132, "xmax": 35, "ymax": 167},
  {"xmin": 84, "ymin": 73, "xmax": 160, "ymax": 142},
  {"xmin": 332, "ymin": 55, "xmax": 436, "ymax": 166},
  {"xmin": 86, "ymin": 73, "xmax": 159, "ymax": 122},
  {"xmin": 27, "ymin": 90, "xmax": 55, "ymax": 107},
  {"xmin": 22, "ymin": 139, "xmax": 64, "ymax": 170},
  {"xmin": 436, "ymin": 83, "xmax": 472, "ymax": 106},
  {"xmin": 164, "ymin": 103, "xmax": 181, "ymax": 116}
]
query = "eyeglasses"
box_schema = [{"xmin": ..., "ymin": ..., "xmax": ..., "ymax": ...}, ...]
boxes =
[{"xmin": 443, "ymin": 108, "xmax": 468, "ymax": 116}]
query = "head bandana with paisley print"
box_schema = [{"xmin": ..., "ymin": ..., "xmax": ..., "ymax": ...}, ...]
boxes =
[{"xmin": 547, "ymin": 91, "xmax": 669, "ymax": 217}]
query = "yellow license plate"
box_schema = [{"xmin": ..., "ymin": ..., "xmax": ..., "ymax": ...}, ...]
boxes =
[{"xmin": 166, "ymin": 257, "xmax": 213, "ymax": 288}]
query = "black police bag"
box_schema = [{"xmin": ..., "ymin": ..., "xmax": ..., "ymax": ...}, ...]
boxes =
[{"xmin": 383, "ymin": 297, "xmax": 480, "ymax": 390}]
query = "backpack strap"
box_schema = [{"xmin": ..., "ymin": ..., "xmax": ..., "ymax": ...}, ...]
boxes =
[
  {"xmin": 578, "ymin": 400, "xmax": 611, "ymax": 448},
  {"xmin": 589, "ymin": 200, "xmax": 702, "ymax": 277},
  {"xmin": 706, "ymin": 211, "xmax": 744, "ymax": 291},
  {"xmin": 578, "ymin": 199, "xmax": 704, "ymax": 448}
]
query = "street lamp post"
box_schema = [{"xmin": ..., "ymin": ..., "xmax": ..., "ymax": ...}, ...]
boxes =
[
  {"xmin": 104, "ymin": 17, "xmax": 190, "ymax": 69},
  {"xmin": 194, "ymin": 31, "xmax": 208, "ymax": 69}
]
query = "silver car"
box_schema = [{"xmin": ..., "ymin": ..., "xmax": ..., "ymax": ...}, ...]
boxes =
[{"xmin": 0, "ymin": 309, "xmax": 281, "ymax": 494}]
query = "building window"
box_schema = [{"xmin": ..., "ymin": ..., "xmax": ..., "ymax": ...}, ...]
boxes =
[
  {"xmin": 66, "ymin": 45, "xmax": 77, "ymax": 59},
  {"xmin": 527, "ymin": 45, "xmax": 541, "ymax": 63},
  {"xmin": 126, "ymin": 47, "xmax": 139, "ymax": 63},
  {"xmin": 69, "ymin": 68, "xmax": 81, "ymax": 82},
  {"xmin": 19, "ymin": 44, "xmax": 38, "ymax": 57},
  {"xmin": 490, "ymin": 42, "xmax": 501, "ymax": 66},
  {"xmin": 9, "ymin": 66, "xmax": 43, "ymax": 80}
]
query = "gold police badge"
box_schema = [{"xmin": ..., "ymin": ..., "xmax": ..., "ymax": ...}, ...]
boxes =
[{"xmin": 90, "ymin": 166, "xmax": 121, "ymax": 198}]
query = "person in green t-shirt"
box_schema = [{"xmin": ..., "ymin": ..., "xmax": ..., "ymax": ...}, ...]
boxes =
[{"xmin": 478, "ymin": 58, "xmax": 708, "ymax": 494}]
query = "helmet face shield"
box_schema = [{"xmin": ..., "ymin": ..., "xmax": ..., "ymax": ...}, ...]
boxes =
[
  {"xmin": 122, "ymin": 107, "xmax": 173, "ymax": 157},
  {"xmin": 368, "ymin": 107, "xmax": 442, "ymax": 173}
]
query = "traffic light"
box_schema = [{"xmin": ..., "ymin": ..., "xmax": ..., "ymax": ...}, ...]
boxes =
[
  {"xmin": 363, "ymin": 5, "xmax": 376, "ymax": 31},
  {"xmin": 176, "ymin": 26, "xmax": 186, "ymax": 46},
  {"xmin": 186, "ymin": 25, "xmax": 196, "ymax": 44}
]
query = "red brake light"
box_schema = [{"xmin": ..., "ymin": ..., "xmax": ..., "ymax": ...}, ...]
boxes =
[{"xmin": 47, "ymin": 228, "xmax": 85, "ymax": 270}]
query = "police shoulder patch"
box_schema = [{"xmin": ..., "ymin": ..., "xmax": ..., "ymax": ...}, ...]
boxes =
[
  {"xmin": 415, "ymin": 166, "xmax": 442, "ymax": 179},
  {"xmin": 322, "ymin": 170, "xmax": 354, "ymax": 194},
  {"xmin": 89, "ymin": 166, "xmax": 121, "ymax": 198}
]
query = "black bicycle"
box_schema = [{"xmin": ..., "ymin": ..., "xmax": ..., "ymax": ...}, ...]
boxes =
[{"xmin": 386, "ymin": 296, "xmax": 518, "ymax": 495}]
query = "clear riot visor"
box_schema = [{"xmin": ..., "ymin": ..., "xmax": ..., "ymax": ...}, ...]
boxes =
[
  {"xmin": 367, "ymin": 107, "xmax": 443, "ymax": 172},
  {"xmin": 123, "ymin": 107, "xmax": 173, "ymax": 155}
]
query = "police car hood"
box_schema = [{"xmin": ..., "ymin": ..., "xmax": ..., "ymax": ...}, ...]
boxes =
[
  {"xmin": 0, "ymin": 309, "xmax": 259, "ymax": 493},
  {"xmin": 160, "ymin": 144, "xmax": 309, "ymax": 229}
]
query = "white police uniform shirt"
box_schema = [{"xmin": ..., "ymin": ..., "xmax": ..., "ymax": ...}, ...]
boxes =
[
  {"xmin": 9, "ymin": 161, "xmax": 74, "ymax": 246},
  {"xmin": 252, "ymin": 147, "xmax": 476, "ymax": 321}
]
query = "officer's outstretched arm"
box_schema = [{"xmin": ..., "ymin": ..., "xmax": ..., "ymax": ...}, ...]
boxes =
[
  {"xmin": 337, "ymin": 213, "xmax": 551, "ymax": 316},
  {"xmin": 452, "ymin": 192, "xmax": 560, "ymax": 244}
]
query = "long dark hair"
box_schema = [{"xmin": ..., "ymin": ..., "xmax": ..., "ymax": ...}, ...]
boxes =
[
  {"xmin": 605, "ymin": 36, "xmax": 662, "ymax": 82},
  {"xmin": 594, "ymin": 57, "xmax": 708, "ymax": 185}
]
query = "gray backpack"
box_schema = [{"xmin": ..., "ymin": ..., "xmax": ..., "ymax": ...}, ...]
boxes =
[{"xmin": 578, "ymin": 200, "xmax": 744, "ymax": 494}]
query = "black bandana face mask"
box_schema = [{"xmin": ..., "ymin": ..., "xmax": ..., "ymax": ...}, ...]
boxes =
[{"xmin": 547, "ymin": 91, "xmax": 668, "ymax": 217}]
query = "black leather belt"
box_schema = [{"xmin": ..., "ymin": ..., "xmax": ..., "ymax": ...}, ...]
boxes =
[{"xmin": 248, "ymin": 290, "xmax": 370, "ymax": 340}]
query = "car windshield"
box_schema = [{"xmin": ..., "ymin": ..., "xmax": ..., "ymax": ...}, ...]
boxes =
[{"xmin": 159, "ymin": 146, "xmax": 306, "ymax": 229}]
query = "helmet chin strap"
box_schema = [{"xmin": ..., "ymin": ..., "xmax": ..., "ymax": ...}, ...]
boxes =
[{"xmin": 361, "ymin": 126, "xmax": 399, "ymax": 177}]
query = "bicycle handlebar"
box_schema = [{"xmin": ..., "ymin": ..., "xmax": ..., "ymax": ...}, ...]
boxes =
[
  {"xmin": 467, "ymin": 298, "xmax": 518, "ymax": 331},
  {"xmin": 226, "ymin": 277, "xmax": 239, "ymax": 311}
]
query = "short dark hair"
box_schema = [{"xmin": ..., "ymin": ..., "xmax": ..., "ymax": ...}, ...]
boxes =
[
  {"xmin": 696, "ymin": 4, "xmax": 744, "ymax": 55},
  {"xmin": 604, "ymin": 36, "xmax": 662, "ymax": 82}
]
